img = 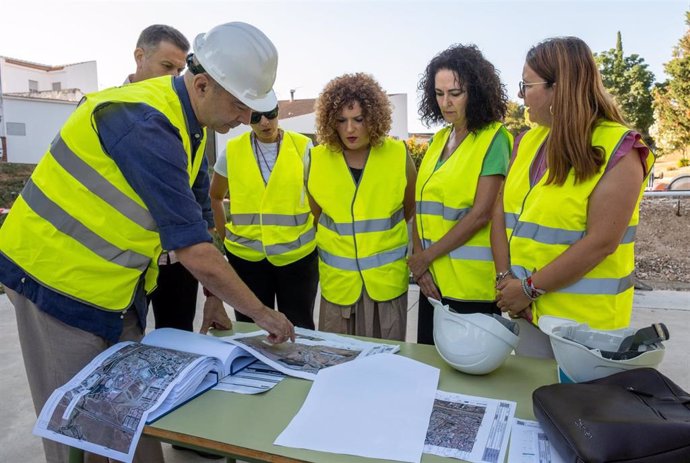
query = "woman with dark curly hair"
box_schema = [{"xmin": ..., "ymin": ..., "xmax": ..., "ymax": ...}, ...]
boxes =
[
  {"xmin": 494, "ymin": 37, "xmax": 653, "ymax": 358},
  {"xmin": 307, "ymin": 73, "xmax": 416, "ymax": 340},
  {"xmin": 410, "ymin": 44, "xmax": 511, "ymax": 345}
]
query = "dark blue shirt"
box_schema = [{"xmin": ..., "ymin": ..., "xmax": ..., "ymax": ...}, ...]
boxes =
[{"xmin": 0, "ymin": 76, "xmax": 213, "ymax": 342}]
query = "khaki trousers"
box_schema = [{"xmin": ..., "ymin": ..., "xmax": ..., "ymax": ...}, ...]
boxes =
[
  {"xmin": 7, "ymin": 287, "xmax": 164, "ymax": 463},
  {"xmin": 319, "ymin": 289, "xmax": 407, "ymax": 341}
]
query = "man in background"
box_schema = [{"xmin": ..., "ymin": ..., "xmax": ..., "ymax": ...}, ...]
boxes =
[
  {"xmin": 127, "ymin": 25, "xmax": 223, "ymax": 337},
  {"xmin": 126, "ymin": 24, "xmax": 225, "ymax": 460},
  {"xmin": 126, "ymin": 24, "xmax": 187, "ymax": 84}
]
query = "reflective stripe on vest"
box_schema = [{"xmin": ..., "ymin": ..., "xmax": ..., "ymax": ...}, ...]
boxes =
[
  {"xmin": 22, "ymin": 178, "xmax": 150, "ymax": 271},
  {"xmin": 415, "ymin": 122, "xmax": 509, "ymax": 301},
  {"xmin": 50, "ymin": 134, "xmax": 157, "ymax": 231},
  {"xmin": 230, "ymin": 211, "xmax": 311, "ymax": 227},
  {"xmin": 318, "ymin": 245, "xmax": 407, "ymax": 271},
  {"xmin": 506, "ymin": 120, "xmax": 655, "ymax": 329},
  {"xmin": 511, "ymin": 220, "xmax": 637, "ymax": 245},
  {"xmin": 504, "ymin": 212, "xmax": 519, "ymax": 230},
  {"xmin": 224, "ymin": 131, "xmax": 315, "ymax": 266},
  {"xmin": 308, "ymin": 138, "xmax": 409, "ymax": 305},
  {"xmin": 415, "ymin": 201, "xmax": 469, "ymax": 221},
  {"xmin": 511, "ymin": 265, "xmax": 635, "ymax": 295},
  {"xmin": 421, "ymin": 239, "xmax": 493, "ymax": 261},
  {"xmin": 0, "ymin": 76, "xmax": 203, "ymax": 310},
  {"xmin": 319, "ymin": 208, "xmax": 405, "ymax": 235},
  {"xmin": 226, "ymin": 227, "xmax": 316, "ymax": 255}
]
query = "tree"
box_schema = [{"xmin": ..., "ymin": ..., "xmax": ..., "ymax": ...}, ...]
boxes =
[
  {"xmin": 652, "ymin": 11, "xmax": 690, "ymax": 160},
  {"xmin": 504, "ymin": 101, "xmax": 532, "ymax": 138},
  {"xmin": 595, "ymin": 32, "xmax": 655, "ymax": 143}
]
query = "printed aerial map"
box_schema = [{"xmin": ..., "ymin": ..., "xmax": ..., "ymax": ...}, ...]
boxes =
[
  {"xmin": 425, "ymin": 399, "xmax": 485, "ymax": 452},
  {"xmin": 234, "ymin": 334, "xmax": 360, "ymax": 375},
  {"xmin": 46, "ymin": 343, "xmax": 199, "ymax": 453}
]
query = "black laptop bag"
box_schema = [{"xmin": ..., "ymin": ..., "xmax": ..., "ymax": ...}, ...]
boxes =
[{"xmin": 532, "ymin": 368, "xmax": 690, "ymax": 463}]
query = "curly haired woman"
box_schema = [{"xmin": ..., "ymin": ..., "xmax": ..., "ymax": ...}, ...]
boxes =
[
  {"xmin": 410, "ymin": 45, "xmax": 512, "ymax": 345},
  {"xmin": 308, "ymin": 73, "xmax": 416, "ymax": 341}
]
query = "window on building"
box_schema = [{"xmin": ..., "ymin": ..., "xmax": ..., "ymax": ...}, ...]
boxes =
[
  {"xmin": 52, "ymin": 82, "xmax": 62, "ymax": 91},
  {"xmin": 7, "ymin": 122, "xmax": 27, "ymax": 136},
  {"xmin": 28, "ymin": 80, "xmax": 38, "ymax": 92}
]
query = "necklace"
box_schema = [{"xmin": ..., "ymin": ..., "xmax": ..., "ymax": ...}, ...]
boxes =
[{"xmin": 252, "ymin": 131, "xmax": 282, "ymax": 184}]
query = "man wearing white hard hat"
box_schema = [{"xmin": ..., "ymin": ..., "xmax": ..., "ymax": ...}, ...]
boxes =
[{"xmin": 0, "ymin": 22, "xmax": 292, "ymax": 463}]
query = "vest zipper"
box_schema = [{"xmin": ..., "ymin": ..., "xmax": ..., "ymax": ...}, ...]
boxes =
[{"xmin": 346, "ymin": 150, "xmax": 370, "ymax": 284}]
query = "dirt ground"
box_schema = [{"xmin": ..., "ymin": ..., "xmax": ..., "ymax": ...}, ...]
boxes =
[{"xmin": 636, "ymin": 196, "xmax": 690, "ymax": 290}]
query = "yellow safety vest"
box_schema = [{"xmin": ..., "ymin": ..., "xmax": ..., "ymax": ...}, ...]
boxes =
[
  {"xmin": 308, "ymin": 138, "xmax": 409, "ymax": 305},
  {"xmin": 503, "ymin": 126, "xmax": 550, "ymax": 238},
  {"xmin": 416, "ymin": 122, "xmax": 509, "ymax": 301},
  {"xmin": 506, "ymin": 120, "xmax": 654, "ymax": 329},
  {"xmin": 224, "ymin": 130, "xmax": 315, "ymax": 266},
  {"xmin": 0, "ymin": 76, "xmax": 205, "ymax": 311}
]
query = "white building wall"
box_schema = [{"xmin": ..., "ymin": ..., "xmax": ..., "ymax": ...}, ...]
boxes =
[
  {"xmin": 3, "ymin": 97, "xmax": 77, "ymax": 164},
  {"xmin": 388, "ymin": 94, "xmax": 408, "ymax": 140},
  {"xmin": 0, "ymin": 59, "xmax": 98, "ymax": 94}
]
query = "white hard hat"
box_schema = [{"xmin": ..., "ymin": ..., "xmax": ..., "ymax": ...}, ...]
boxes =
[
  {"xmin": 193, "ymin": 22, "xmax": 278, "ymax": 112},
  {"xmin": 539, "ymin": 316, "xmax": 668, "ymax": 383},
  {"xmin": 432, "ymin": 298, "xmax": 520, "ymax": 375}
]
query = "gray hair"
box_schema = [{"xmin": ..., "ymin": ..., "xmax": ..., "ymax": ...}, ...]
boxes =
[{"xmin": 136, "ymin": 24, "xmax": 189, "ymax": 53}]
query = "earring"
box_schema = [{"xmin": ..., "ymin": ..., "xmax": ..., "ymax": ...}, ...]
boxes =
[{"xmin": 549, "ymin": 105, "xmax": 554, "ymax": 115}]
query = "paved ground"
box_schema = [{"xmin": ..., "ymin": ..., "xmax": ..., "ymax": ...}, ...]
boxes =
[{"xmin": 2, "ymin": 287, "xmax": 688, "ymax": 462}]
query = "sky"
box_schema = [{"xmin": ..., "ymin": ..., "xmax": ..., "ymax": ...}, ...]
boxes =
[{"xmin": 1, "ymin": 0, "xmax": 688, "ymax": 133}]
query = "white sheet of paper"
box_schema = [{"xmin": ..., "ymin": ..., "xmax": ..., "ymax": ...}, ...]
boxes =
[
  {"xmin": 508, "ymin": 419, "xmax": 566, "ymax": 463},
  {"xmin": 275, "ymin": 354, "xmax": 439, "ymax": 463}
]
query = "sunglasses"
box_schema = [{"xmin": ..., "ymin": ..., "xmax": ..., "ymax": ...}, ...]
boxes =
[{"xmin": 250, "ymin": 107, "xmax": 279, "ymax": 124}]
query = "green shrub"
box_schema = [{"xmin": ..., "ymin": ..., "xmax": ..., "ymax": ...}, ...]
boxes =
[{"xmin": 0, "ymin": 163, "xmax": 35, "ymax": 208}]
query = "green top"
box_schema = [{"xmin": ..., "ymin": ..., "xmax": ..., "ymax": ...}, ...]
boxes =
[{"xmin": 435, "ymin": 126, "xmax": 511, "ymax": 176}]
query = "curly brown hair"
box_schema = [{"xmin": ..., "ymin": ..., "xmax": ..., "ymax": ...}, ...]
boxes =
[
  {"xmin": 315, "ymin": 73, "xmax": 392, "ymax": 150},
  {"xmin": 418, "ymin": 44, "xmax": 507, "ymax": 132}
]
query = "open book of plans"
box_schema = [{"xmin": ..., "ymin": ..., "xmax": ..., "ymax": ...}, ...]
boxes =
[
  {"xmin": 33, "ymin": 328, "xmax": 283, "ymax": 463},
  {"xmin": 221, "ymin": 327, "xmax": 401, "ymax": 380}
]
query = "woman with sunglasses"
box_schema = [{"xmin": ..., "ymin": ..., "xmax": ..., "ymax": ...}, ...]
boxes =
[
  {"xmin": 492, "ymin": 37, "xmax": 654, "ymax": 358},
  {"xmin": 308, "ymin": 73, "xmax": 416, "ymax": 341},
  {"xmin": 209, "ymin": 105, "xmax": 318, "ymax": 329},
  {"xmin": 410, "ymin": 44, "xmax": 511, "ymax": 345}
]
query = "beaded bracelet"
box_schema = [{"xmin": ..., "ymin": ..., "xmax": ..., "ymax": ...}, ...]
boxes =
[{"xmin": 521, "ymin": 276, "xmax": 546, "ymax": 300}]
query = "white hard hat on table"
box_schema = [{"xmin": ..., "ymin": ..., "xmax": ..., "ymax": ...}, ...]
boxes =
[
  {"xmin": 432, "ymin": 298, "xmax": 520, "ymax": 375},
  {"xmin": 193, "ymin": 22, "xmax": 278, "ymax": 112},
  {"xmin": 539, "ymin": 316, "xmax": 667, "ymax": 383}
]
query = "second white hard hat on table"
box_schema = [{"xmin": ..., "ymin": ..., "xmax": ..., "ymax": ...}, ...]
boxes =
[{"xmin": 539, "ymin": 316, "xmax": 668, "ymax": 383}]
